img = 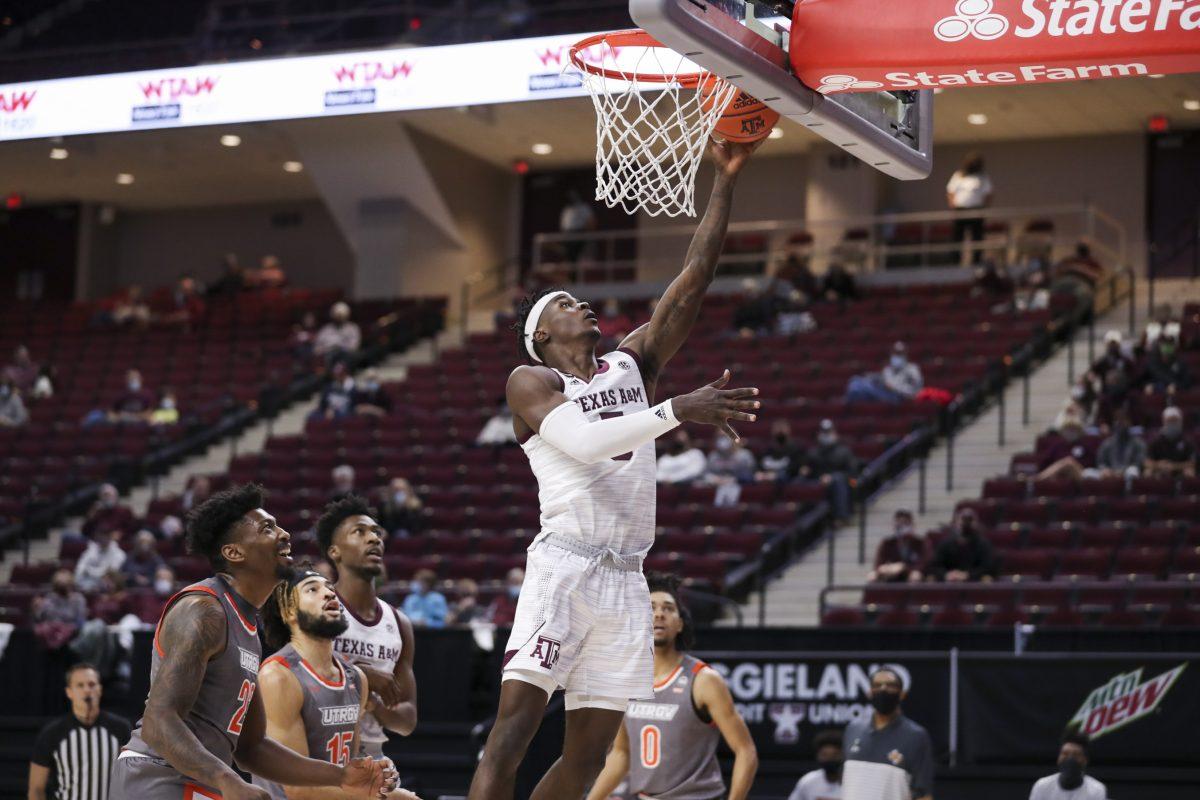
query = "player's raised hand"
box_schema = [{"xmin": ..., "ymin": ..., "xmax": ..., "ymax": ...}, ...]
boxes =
[
  {"xmin": 708, "ymin": 136, "xmax": 764, "ymax": 176},
  {"xmin": 672, "ymin": 369, "xmax": 760, "ymax": 442},
  {"xmin": 340, "ymin": 756, "xmax": 389, "ymax": 798}
]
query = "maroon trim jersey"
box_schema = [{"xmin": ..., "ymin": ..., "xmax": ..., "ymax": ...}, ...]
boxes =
[
  {"xmin": 123, "ymin": 575, "xmax": 263, "ymax": 769},
  {"xmin": 251, "ymin": 644, "xmax": 364, "ymax": 799},
  {"xmin": 625, "ymin": 655, "xmax": 725, "ymax": 800}
]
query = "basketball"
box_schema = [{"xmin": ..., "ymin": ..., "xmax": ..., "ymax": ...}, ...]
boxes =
[{"xmin": 712, "ymin": 90, "xmax": 780, "ymax": 143}]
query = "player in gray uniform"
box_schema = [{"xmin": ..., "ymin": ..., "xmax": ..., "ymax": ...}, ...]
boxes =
[
  {"xmin": 254, "ymin": 568, "xmax": 419, "ymax": 799},
  {"xmin": 111, "ymin": 484, "xmax": 396, "ymax": 800},
  {"xmin": 588, "ymin": 574, "xmax": 758, "ymax": 800}
]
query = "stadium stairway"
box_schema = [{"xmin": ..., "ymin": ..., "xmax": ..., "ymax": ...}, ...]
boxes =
[
  {"xmin": 0, "ymin": 319, "xmax": 464, "ymax": 583},
  {"xmin": 739, "ymin": 288, "xmax": 1147, "ymax": 626}
]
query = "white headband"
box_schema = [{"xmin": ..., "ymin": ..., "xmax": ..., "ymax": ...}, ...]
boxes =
[{"xmin": 523, "ymin": 292, "xmax": 565, "ymax": 363}]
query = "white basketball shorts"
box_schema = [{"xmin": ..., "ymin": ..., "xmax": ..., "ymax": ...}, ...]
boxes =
[{"xmin": 502, "ymin": 533, "xmax": 654, "ymax": 711}]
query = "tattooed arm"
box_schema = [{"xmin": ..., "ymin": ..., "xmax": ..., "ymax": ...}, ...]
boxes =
[
  {"xmin": 620, "ymin": 138, "xmax": 760, "ymax": 395},
  {"xmin": 140, "ymin": 594, "xmax": 245, "ymax": 791}
]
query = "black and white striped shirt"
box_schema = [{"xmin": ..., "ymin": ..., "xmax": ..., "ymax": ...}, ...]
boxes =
[{"xmin": 31, "ymin": 711, "xmax": 131, "ymax": 800}]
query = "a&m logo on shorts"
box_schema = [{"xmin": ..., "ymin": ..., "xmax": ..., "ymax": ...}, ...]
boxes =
[{"xmin": 532, "ymin": 636, "xmax": 561, "ymax": 669}]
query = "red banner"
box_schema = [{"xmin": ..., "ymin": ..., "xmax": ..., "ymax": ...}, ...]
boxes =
[{"xmin": 790, "ymin": 0, "xmax": 1200, "ymax": 94}]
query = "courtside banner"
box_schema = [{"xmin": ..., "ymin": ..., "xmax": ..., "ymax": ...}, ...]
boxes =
[
  {"xmin": 959, "ymin": 656, "xmax": 1200, "ymax": 765},
  {"xmin": 0, "ymin": 31, "xmax": 607, "ymax": 141},
  {"xmin": 696, "ymin": 652, "xmax": 950, "ymax": 760},
  {"xmin": 790, "ymin": 0, "xmax": 1200, "ymax": 94}
]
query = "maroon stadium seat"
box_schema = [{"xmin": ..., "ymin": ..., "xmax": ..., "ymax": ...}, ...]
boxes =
[
  {"xmin": 874, "ymin": 608, "xmax": 920, "ymax": 627},
  {"xmin": 821, "ymin": 607, "xmax": 867, "ymax": 626}
]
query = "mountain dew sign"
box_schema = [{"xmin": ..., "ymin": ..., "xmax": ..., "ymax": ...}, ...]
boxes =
[{"xmin": 1069, "ymin": 664, "xmax": 1186, "ymax": 740}]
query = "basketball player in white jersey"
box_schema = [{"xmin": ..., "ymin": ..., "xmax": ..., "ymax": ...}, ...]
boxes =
[
  {"xmin": 318, "ymin": 497, "xmax": 418, "ymax": 759},
  {"xmin": 587, "ymin": 573, "xmax": 758, "ymax": 800},
  {"xmin": 467, "ymin": 138, "xmax": 761, "ymax": 800}
]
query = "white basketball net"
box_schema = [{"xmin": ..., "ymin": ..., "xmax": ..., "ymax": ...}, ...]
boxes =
[{"xmin": 576, "ymin": 43, "xmax": 737, "ymax": 218}]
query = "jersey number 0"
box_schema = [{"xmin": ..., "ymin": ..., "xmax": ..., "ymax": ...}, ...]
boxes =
[{"xmin": 640, "ymin": 724, "xmax": 661, "ymax": 769}]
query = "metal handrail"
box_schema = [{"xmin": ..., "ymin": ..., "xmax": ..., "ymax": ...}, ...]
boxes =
[{"xmin": 819, "ymin": 580, "xmax": 1199, "ymax": 618}]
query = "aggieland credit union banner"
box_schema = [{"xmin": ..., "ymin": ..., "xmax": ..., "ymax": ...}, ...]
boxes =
[
  {"xmin": 696, "ymin": 652, "xmax": 952, "ymax": 761},
  {"xmin": 0, "ymin": 30, "xmax": 610, "ymax": 141},
  {"xmin": 959, "ymin": 656, "xmax": 1199, "ymax": 766}
]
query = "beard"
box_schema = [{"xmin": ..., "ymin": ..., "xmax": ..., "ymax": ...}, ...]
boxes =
[{"xmin": 296, "ymin": 608, "xmax": 350, "ymax": 640}]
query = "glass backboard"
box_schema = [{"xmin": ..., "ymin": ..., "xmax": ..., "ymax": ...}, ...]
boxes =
[{"xmin": 630, "ymin": 0, "xmax": 933, "ymax": 180}]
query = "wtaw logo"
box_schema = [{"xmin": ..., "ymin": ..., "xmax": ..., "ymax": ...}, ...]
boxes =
[
  {"xmin": 1068, "ymin": 663, "xmax": 1186, "ymax": 740},
  {"xmin": 0, "ymin": 89, "xmax": 36, "ymax": 114}
]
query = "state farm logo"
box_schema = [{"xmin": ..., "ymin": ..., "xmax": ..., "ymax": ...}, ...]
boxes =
[
  {"xmin": 1069, "ymin": 664, "xmax": 1185, "ymax": 740},
  {"xmin": 935, "ymin": 0, "xmax": 1009, "ymax": 41},
  {"xmin": 133, "ymin": 75, "xmax": 219, "ymax": 124},
  {"xmin": 934, "ymin": 0, "xmax": 1200, "ymax": 41},
  {"xmin": 325, "ymin": 60, "xmax": 413, "ymax": 109},
  {"xmin": 816, "ymin": 75, "xmax": 884, "ymax": 95},
  {"xmin": 0, "ymin": 89, "xmax": 36, "ymax": 114}
]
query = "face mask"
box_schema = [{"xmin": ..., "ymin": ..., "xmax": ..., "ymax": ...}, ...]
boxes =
[
  {"xmin": 364, "ymin": 382, "xmax": 379, "ymax": 392},
  {"xmin": 102, "ymin": 496, "xmax": 116, "ymax": 508},
  {"xmin": 0, "ymin": 385, "xmax": 9, "ymax": 397},
  {"xmin": 161, "ymin": 398, "xmax": 175, "ymax": 410},
  {"xmin": 1070, "ymin": 386, "xmax": 1087, "ymax": 401},
  {"xmin": 889, "ymin": 355, "xmax": 906, "ymax": 369},
  {"xmin": 819, "ymin": 760, "xmax": 843, "ymax": 782},
  {"xmin": 1164, "ymin": 423, "xmax": 1182, "ymax": 438},
  {"xmin": 507, "ymin": 586, "xmax": 521, "ymax": 599},
  {"xmin": 715, "ymin": 438, "xmax": 732, "ymax": 453},
  {"xmin": 393, "ymin": 491, "xmax": 408, "ymax": 505},
  {"xmin": 154, "ymin": 579, "xmax": 173, "ymax": 595},
  {"xmin": 818, "ymin": 432, "xmax": 836, "ymax": 446},
  {"xmin": 128, "ymin": 380, "xmax": 141, "ymax": 391},
  {"xmin": 1058, "ymin": 758, "xmax": 1085, "ymax": 790},
  {"xmin": 1062, "ymin": 427, "xmax": 1082, "ymax": 442},
  {"xmin": 870, "ymin": 691, "xmax": 901, "ymax": 715}
]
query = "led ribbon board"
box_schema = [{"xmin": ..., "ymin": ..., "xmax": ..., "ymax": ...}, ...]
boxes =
[{"xmin": 790, "ymin": 0, "xmax": 1200, "ymax": 95}]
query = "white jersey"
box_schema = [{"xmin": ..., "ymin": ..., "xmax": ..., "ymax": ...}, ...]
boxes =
[
  {"xmin": 520, "ymin": 348, "xmax": 657, "ymax": 557},
  {"xmin": 332, "ymin": 594, "xmax": 404, "ymax": 750}
]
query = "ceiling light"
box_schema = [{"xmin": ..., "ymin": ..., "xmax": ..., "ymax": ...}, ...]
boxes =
[
  {"xmin": 116, "ymin": 173, "xmax": 135, "ymax": 185},
  {"xmin": 968, "ymin": 113, "xmax": 988, "ymax": 125},
  {"xmin": 220, "ymin": 134, "xmax": 242, "ymax": 147},
  {"xmin": 282, "ymin": 161, "xmax": 304, "ymax": 173},
  {"xmin": 1185, "ymin": 99, "xmax": 1200, "ymax": 112},
  {"xmin": 768, "ymin": 127, "xmax": 784, "ymax": 139},
  {"xmin": 531, "ymin": 143, "xmax": 553, "ymax": 155},
  {"xmin": 49, "ymin": 148, "xmax": 68, "ymax": 160}
]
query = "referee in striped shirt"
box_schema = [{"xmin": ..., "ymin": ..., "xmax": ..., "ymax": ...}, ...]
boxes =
[{"xmin": 28, "ymin": 662, "xmax": 130, "ymax": 800}]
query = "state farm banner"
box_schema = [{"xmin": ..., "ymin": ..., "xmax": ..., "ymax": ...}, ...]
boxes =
[
  {"xmin": 0, "ymin": 31, "xmax": 603, "ymax": 141},
  {"xmin": 697, "ymin": 651, "xmax": 951, "ymax": 761},
  {"xmin": 959, "ymin": 656, "xmax": 1199, "ymax": 766},
  {"xmin": 790, "ymin": 0, "xmax": 1200, "ymax": 94}
]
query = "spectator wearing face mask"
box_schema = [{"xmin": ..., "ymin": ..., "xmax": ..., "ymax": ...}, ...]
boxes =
[
  {"xmin": 706, "ymin": 434, "xmax": 757, "ymax": 507},
  {"xmin": 928, "ymin": 508, "xmax": 996, "ymax": 582},
  {"xmin": 121, "ymin": 529, "xmax": 165, "ymax": 589},
  {"xmin": 377, "ymin": 477, "xmax": 424, "ymax": 536},
  {"xmin": 789, "ymin": 729, "xmax": 843, "ymax": 800},
  {"xmin": 1092, "ymin": 331, "xmax": 1136, "ymax": 402},
  {"xmin": 149, "ymin": 388, "xmax": 180, "ymax": 426},
  {"xmin": 805, "ymin": 420, "xmax": 859, "ymax": 521},
  {"xmin": 311, "ymin": 361, "xmax": 356, "ymax": 420},
  {"xmin": 353, "ymin": 369, "xmax": 392, "ymax": 416},
  {"xmin": 403, "ymin": 569, "xmax": 449, "ymax": 629},
  {"xmin": 132, "ymin": 565, "xmax": 179, "ymax": 624},
  {"xmin": 314, "ymin": 301, "xmax": 362, "ymax": 364},
  {"xmin": 845, "ymin": 343, "xmax": 923, "ymax": 405},
  {"xmin": 486, "ymin": 568, "xmax": 525, "ymax": 627},
  {"xmin": 329, "ymin": 464, "xmax": 356, "ymax": 503},
  {"xmin": 80, "ymin": 484, "xmax": 135, "ymax": 541},
  {"xmin": 0, "ymin": 378, "xmax": 28, "ymax": 427},
  {"xmin": 757, "ymin": 421, "xmax": 806, "ymax": 483},
  {"xmin": 843, "ymin": 668, "xmax": 934, "ymax": 800},
  {"xmin": 1028, "ymin": 733, "xmax": 1106, "ymax": 800},
  {"xmin": 869, "ymin": 510, "xmax": 927, "ymax": 584},
  {"xmin": 75, "ymin": 528, "xmax": 127, "ymax": 593},
  {"xmin": 1146, "ymin": 406, "xmax": 1195, "ymax": 478},
  {"xmin": 1143, "ymin": 334, "xmax": 1191, "ymax": 393},
  {"xmin": 657, "ymin": 430, "xmax": 708, "ymax": 485},
  {"xmin": 1095, "ymin": 409, "xmax": 1146, "ymax": 479},
  {"xmin": 84, "ymin": 369, "xmax": 155, "ymax": 426}
]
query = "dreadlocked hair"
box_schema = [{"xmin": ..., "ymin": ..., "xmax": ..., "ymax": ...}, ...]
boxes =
[
  {"xmin": 511, "ymin": 287, "xmax": 565, "ymax": 363},
  {"xmin": 646, "ymin": 571, "xmax": 695, "ymax": 651},
  {"xmin": 315, "ymin": 495, "xmax": 377, "ymax": 560},
  {"xmin": 261, "ymin": 579, "xmax": 297, "ymax": 652}
]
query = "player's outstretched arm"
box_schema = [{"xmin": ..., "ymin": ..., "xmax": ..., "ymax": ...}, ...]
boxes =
[
  {"xmin": 584, "ymin": 724, "xmax": 630, "ymax": 800},
  {"xmin": 620, "ymin": 138, "xmax": 761, "ymax": 387},
  {"xmin": 235, "ymin": 674, "xmax": 396, "ymax": 799},
  {"xmin": 141, "ymin": 595, "xmax": 247, "ymax": 793},
  {"xmin": 694, "ymin": 667, "xmax": 758, "ymax": 800}
]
